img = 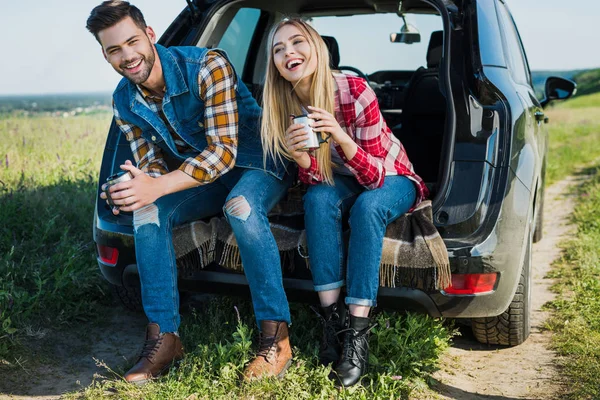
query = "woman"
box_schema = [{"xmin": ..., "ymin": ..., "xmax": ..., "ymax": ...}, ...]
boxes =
[{"xmin": 261, "ymin": 18, "xmax": 428, "ymax": 387}]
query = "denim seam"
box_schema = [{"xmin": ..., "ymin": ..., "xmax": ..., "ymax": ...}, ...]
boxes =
[
  {"xmin": 162, "ymin": 187, "xmax": 219, "ymax": 332},
  {"xmin": 383, "ymin": 184, "xmax": 416, "ymax": 222},
  {"xmin": 164, "ymin": 217, "xmax": 178, "ymax": 332},
  {"xmin": 335, "ymin": 191, "xmax": 359, "ymax": 281},
  {"xmin": 314, "ymin": 279, "xmax": 345, "ymax": 292},
  {"xmin": 346, "ymin": 178, "xmax": 415, "ymax": 305},
  {"xmin": 345, "ymin": 296, "xmax": 377, "ymax": 307}
]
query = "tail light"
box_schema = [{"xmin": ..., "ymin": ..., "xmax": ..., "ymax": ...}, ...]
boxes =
[
  {"xmin": 442, "ymin": 273, "xmax": 498, "ymax": 295},
  {"xmin": 97, "ymin": 244, "xmax": 119, "ymax": 265}
]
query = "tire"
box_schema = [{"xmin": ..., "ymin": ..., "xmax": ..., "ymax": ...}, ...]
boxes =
[
  {"xmin": 113, "ymin": 284, "xmax": 143, "ymax": 312},
  {"xmin": 471, "ymin": 233, "xmax": 532, "ymax": 346}
]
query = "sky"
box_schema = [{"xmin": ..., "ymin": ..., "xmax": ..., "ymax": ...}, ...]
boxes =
[{"xmin": 0, "ymin": 0, "xmax": 597, "ymax": 95}]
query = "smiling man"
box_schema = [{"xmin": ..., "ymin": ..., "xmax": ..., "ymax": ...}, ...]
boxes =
[{"xmin": 86, "ymin": 1, "xmax": 294, "ymax": 384}]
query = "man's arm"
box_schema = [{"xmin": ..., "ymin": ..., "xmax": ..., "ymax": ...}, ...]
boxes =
[
  {"xmin": 177, "ymin": 51, "xmax": 238, "ymax": 184},
  {"xmin": 108, "ymin": 52, "xmax": 239, "ymax": 212}
]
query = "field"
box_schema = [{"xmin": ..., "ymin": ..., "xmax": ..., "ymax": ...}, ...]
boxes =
[
  {"xmin": 544, "ymin": 91, "xmax": 600, "ymax": 400},
  {"xmin": 1, "ymin": 90, "xmax": 600, "ymax": 399},
  {"xmin": 0, "ymin": 111, "xmax": 453, "ymax": 398}
]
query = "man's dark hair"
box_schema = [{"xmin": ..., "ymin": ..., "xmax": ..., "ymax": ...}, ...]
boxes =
[{"xmin": 86, "ymin": 1, "xmax": 147, "ymax": 43}]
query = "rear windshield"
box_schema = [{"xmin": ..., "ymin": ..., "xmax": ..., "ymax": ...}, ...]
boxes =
[{"xmin": 311, "ymin": 13, "xmax": 443, "ymax": 75}]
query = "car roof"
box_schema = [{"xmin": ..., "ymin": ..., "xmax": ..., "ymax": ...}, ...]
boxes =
[{"xmin": 243, "ymin": 0, "xmax": 442, "ymax": 16}]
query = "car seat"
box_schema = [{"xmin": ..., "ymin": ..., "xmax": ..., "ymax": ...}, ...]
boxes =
[{"xmin": 395, "ymin": 30, "xmax": 447, "ymax": 185}]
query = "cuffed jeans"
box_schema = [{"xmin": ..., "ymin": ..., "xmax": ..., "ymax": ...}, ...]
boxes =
[
  {"xmin": 304, "ymin": 174, "xmax": 417, "ymax": 307},
  {"xmin": 133, "ymin": 167, "xmax": 293, "ymax": 333}
]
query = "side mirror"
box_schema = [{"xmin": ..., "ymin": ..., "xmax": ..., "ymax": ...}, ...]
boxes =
[{"xmin": 540, "ymin": 77, "xmax": 577, "ymax": 108}]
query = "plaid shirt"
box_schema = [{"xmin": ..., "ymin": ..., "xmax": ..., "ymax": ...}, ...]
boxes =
[
  {"xmin": 112, "ymin": 51, "xmax": 238, "ymax": 184},
  {"xmin": 298, "ymin": 73, "xmax": 429, "ymax": 203}
]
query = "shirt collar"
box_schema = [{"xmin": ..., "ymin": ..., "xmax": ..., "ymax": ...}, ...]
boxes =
[{"xmin": 136, "ymin": 84, "xmax": 166, "ymax": 101}]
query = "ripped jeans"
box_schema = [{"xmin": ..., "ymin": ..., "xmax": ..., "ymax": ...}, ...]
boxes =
[{"xmin": 133, "ymin": 167, "xmax": 293, "ymax": 333}]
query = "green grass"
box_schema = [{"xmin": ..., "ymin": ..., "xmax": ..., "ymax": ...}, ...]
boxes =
[
  {"xmin": 544, "ymin": 168, "xmax": 600, "ymax": 399},
  {"xmin": 572, "ymin": 68, "xmax": 600, "ymax": 97},
  {"xmin": 0, "ymin": 112, "xmax": 454, "ymax": 398},
  {"xmin": 66, "ymin": 298, "xmax": 452, "ymax": 399},
  {"xmin": 3, "ymin": 89, "xmax": 599, "ymax": 398},
  {"xmin": 543, "ymin": 91, "xmax": 600, "ymax": 399},
  {"xmin": 545, "ymin": 92, "xmax": 600, "ymax": 184},
  {"xmin": 0, "ymin": 114, "xmax": 111, "ymax": 359}
]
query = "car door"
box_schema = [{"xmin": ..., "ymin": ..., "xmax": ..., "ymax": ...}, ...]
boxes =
[{"xmin": 496, "ymin": 0, "xmax": 545, "ymax": 194}]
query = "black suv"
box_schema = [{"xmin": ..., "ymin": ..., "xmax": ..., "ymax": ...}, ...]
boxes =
[{"xmin": 93, "ymin": 0, "xmax": 576, "ymax": 346}]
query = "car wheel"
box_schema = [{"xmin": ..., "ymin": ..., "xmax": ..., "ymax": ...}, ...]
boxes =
[
  {"xmin": 471, "ymin": 232, "xmax": 532, "ymax": 346},
  {"xmin": 113, "ymin": 284, "xmax": 143, "ymax": 312}
]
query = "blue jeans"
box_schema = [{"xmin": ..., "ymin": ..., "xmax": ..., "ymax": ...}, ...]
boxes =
[
  {"xmin": 303, "ymin": 174, "xmax": 417, "ymax": 307},
  {"xmin": 133, "ymin": 167, "xmax": 293, "ymax": 333}
]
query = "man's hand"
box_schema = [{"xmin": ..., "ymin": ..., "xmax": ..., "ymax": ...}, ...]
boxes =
[{"xmin": 100, "ymin": 160, "xmax": 164, "ymax": 215}]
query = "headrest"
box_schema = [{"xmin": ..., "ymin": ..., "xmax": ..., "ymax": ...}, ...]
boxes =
[
  {"xmin": 427, "ymin": 31, "xmax": 444, "ymax": 68},
  {"xmin": 321, "ymin": 35, "xmax": 340, "ymax": 70}
]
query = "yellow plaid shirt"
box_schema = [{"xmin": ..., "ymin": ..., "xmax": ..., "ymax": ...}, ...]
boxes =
[{"xmin": 112, "ymin": 51, "xmax": 239, "ymax": 184}]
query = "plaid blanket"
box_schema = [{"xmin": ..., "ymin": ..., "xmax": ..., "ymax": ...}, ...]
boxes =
[{"xmin": 172, "ymin": 200, "xmax": 450, "ymax": 291}]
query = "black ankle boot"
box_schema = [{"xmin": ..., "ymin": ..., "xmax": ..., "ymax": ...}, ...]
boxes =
[
  {"xmin": 332, "ymin": 314, "xmax": 372, "ymax": 387},
  {"xmin": 313, "ymin": 301, "xmax": 347, "ymax": 366}
]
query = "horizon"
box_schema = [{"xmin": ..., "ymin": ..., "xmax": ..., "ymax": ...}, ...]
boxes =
[{"xmin": 0, "ymin": 68, "xmax": 595, "ymax": 97}]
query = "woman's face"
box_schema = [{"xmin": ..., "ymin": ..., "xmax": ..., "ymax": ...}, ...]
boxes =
[{"xmin": 272, "ymin": 24, "xmax": 318, "ymax": 86}]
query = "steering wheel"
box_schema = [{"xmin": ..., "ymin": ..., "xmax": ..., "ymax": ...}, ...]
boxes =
[{"xmin": 338, "ymin": 66, "xmax": 370, "ymax": 84}]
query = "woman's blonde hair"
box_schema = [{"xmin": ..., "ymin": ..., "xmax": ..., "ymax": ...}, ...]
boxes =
[{"xmin": 261, "ymin": 18, "xmax": 336, "ymax": 184}]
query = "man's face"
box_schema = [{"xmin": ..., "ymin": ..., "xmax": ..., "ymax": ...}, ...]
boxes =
[{"xmin": 98, "ymin": 17, "xmax": 156, "ymax": 85}]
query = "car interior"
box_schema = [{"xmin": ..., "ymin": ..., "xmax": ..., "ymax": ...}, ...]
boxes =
[{"xmin": 197, "ymin": 0, "xmax": 448, "ymax": 190}]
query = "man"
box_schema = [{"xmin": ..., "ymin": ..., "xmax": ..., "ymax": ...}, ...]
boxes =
[{"xmin": 87, "ymin": 1, "xmax": 294, "ymax": 384}]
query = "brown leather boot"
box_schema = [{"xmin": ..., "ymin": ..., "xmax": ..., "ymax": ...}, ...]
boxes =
[
  {"xmin": 243, "ymin": 320, "xmax": 292, "ymax": 381},
  {"xmin": 124, "ymin": 323, "xmax": 184, "ymax": 384}
]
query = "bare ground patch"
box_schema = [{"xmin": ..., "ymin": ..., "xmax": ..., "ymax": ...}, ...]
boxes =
[{"xmin": 0, "ymin": 310, "xmax": 147, "ymax": 400}]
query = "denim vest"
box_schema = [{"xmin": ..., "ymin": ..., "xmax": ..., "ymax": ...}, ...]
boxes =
[{"xmin": 112, "ymin": 44, "xmax": 286, "ymax": 179}]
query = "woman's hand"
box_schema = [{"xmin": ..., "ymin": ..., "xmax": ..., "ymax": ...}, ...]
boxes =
[
  {"xmin": 308, "ymin": 106, "xmax": 357, "ymax": 161},
  {"xmin": 307, "ymin": 106, "xmax": 351, "ymax": 146},
  {"xmin": 284, "ymin": 117, "xmax": 311, "ymax": 167}
]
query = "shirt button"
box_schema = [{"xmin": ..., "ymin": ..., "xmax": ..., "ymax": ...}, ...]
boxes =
[
  {"xmin": 198, "ymin": 122, "xmax": 204, "ymax": 128},
  {"xmin": 151, "ymin": 135, "xmax": 157, "ymax": 141}
]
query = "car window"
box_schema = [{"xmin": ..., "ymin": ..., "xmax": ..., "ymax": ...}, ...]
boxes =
[
  {"xmin": 310, "ymin": 13, "xmax": 443, "ymax": 76},
  {"xmin": 217, "ymin": 8, "xmax": 261, "ymax": 74},
  {"xmin": 496, "ymin": 1, "xmax": 531, "ymax": 86},
  {"xmin": 476, "ymin": 0, "xmax": 506, "ymax": 67}
]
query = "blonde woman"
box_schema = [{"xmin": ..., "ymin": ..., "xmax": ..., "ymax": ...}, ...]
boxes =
[{"xmin": 261, "ymin": 18, "xmax": 428, "ymax": 387}]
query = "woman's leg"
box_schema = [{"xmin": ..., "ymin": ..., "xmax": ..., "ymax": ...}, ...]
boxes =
[
  {"xmin": 345, "ymin": 175, "xmax": 417, "ymax": 314},
  {"xmin": 303, "ymin": 174, "xmax": 362, "ymax": 307},
  {"xmin": 333, "ymin": 176, "xmax": 417, "ymax": 387},
  {"xmin": 304, "ymin": 175, "xmax": 362, "ymax": 366}
]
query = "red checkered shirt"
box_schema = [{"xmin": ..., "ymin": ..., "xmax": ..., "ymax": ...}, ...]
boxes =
[{"xmin": 298, "ymin": 73, "xmax": 429, "ymax": 203}]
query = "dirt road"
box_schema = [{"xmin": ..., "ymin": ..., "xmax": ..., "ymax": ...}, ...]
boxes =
[
  {"xmin": 0, "ymin": 176, "xmax": 580, "ymax": 400},
  {"xmin": 423, "ymin": 175, "xmax": 582, "ymax": 400}
]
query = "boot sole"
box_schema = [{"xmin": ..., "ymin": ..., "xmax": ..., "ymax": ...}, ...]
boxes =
[
  {"xmin": 276, "ymin": 358, "xmax": 293, "ymax": 379},
  {"xmin": 127, "ymin": 357, "xmax": 183, "ymax": 386}
]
